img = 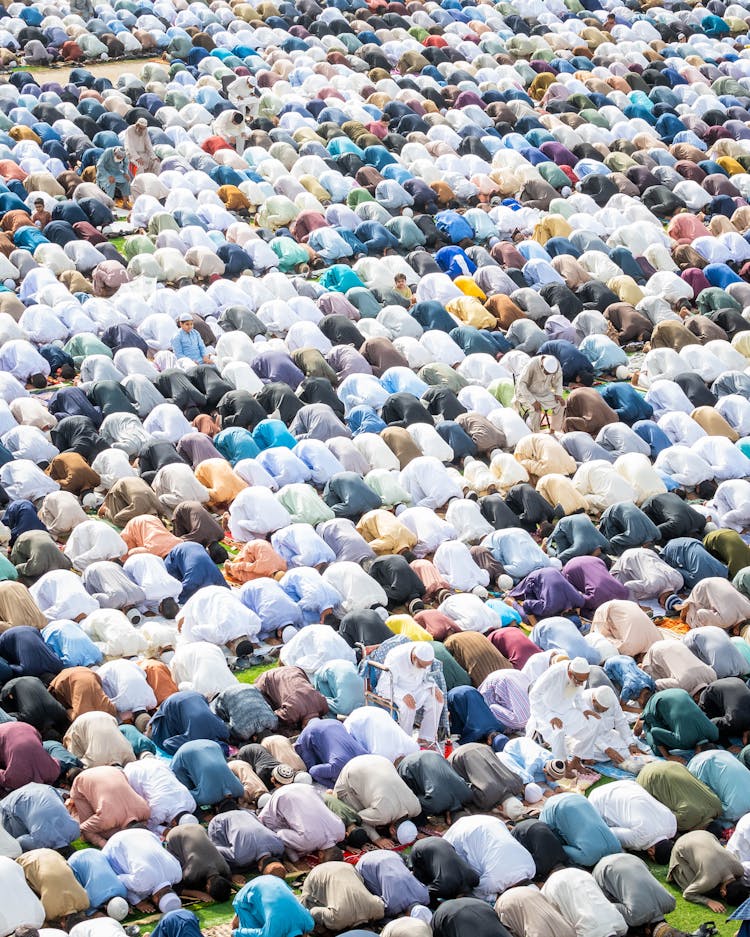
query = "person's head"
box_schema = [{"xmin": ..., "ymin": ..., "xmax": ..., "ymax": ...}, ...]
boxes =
[
  {"xmin": 541, "ymin": 354, "xmax": 559, "ymax": 375},
  {"xmin": 395, "ymin": 273, "xmax": 407, "ymax": 285},
  {"xmin": 577, "ymin": 369, "xmax": 595, "ymax": 386},
  {"xmin": 60, "ymin": 364, "xmax": 75, "ymax": 380},
  {"xmin": 178, "ymin": 313, "xmax": 194, "ymax": 331},
  {"xmin": 207, "ymin": 875, "xmax": 232, "ymax": 902},
  {"xmin": 14, "ymin": 926, "xmax": 40, "ymax": 937},
  {"xmin": 410, "ymin": 643, "xmax": 435, "ymax": 670},
  {"xmin": 34, "ymin": 199, "xmax": 44, "ymax": 211},
  {"xmin": 231, "ymin": 111, "xmax": 243, "ymax": 125},
  {"xmin": 113, "ymin": 147, "xmax": 126, "ymax": 162},
  {"xmin": 156, "ymin": 890, "xmax": 182, "ymax": 914},
  {"xmin": 720, "ymin": 878, "xmax": 750, "ymax": 905},
  {"xmin": 258, "ymin": 856, "xmax": 286, "ymax": 878},
  {"xmin": 345, "ymin": 827, "xmax": 369, "ymax": 849},
  {"xmin": 135, "ymin": 117, "xmax": 148, "ymax": 134},
  {"xmin": 159, "ymin": 597, "xmax": 180, "ymax": 620},
  {"xmin": 30, "ymin": 373, "xmax": 46, "ymax": 389},
  {"xmin": 134, "ymin": 711, "xmax": 151, "ymax": 734},
  {"xmin": 234, "ymin": 638, "xmax": 254, "ymax": 658},
  {"xmin": 647, "ymin": 839, "xmax": 674, "ymax": 865},
  {"xmin": 591, "ymin": 686, "xmax": 613, "ymax": 714},
  {"xmin": 567, "ymin": 657, "xmax": 590, "ymax": 685},
  {"xmin": 270, "ymin": 764, "xmax": 295, "ymax": 787},
  {"xmin": 207, "ymin": 540, "xmax": 229, "ymax": 564}
]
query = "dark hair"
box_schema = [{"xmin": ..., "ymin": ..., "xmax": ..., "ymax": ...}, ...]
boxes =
[
  {"xmin": 346, "ymin": 828, "xmax": 369, "ymax": 849},
  {"xmin": 15, "ymin": 926, "xmax": 40, "ymax": 937},
  {"xmin": 30, "ymin": 373, "xmax": 47, "ymax": 389},
  {"xmin": 235, "ymin": 639, "xmax": 254, "ymax": 657},
  {"xmin": 723, "ymin": 879, "xmax": 750, "ymax": 906},
  {"xmin": 207, "ymin": 875, "xmax": 232, "ymax": 902},
  {"xmin": 578, "ymin": 370, "xmax": 595, "ymax": 386},
  {"xmin": 651, "ymin": 839, "xmax": 673, "ymax": 865},
  {"xmin": 207, "ymin": 541, "xmax": 229, "ymax": 565},
  {"xmin": 60, "ymin": 364, "xmax": 76, "ymax": 380}
]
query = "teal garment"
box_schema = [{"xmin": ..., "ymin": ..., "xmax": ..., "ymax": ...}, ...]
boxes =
[
  {"xmin": 686, "ymin": 750, "xmax": 750, "ymax": 821},
  {"xmin": 0, "ymin": 554, "xmax": 17, "ymax": 581},
  {"xmin": 318, "ymin": 265, "xmax": 365, "ymax": 293},
  {"xmin": 539, "ymin": 792, "xmax": 622, "ymax": 866},
  {"xmin": 642, "ymin": 688, "xmax": 720, "ymax": 755},
  {"xmin": 313, "ymin": 661, "xmax": 365, "ymax": 717},
  {"xmin": 233, "ymin": 875, "xmax": 314, "ymax": 937},
  {"xmin": 120, "ymin": 723, "xmax": 156, "ymax": 757},
  {"xmin": 732, "ymin": 636, "xmax": 750, "ymax": 671}
]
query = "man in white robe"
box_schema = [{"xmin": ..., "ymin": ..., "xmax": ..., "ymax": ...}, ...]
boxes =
[
  {"xmin": 542, "ymin": 868, "xmax": 628, "ymax": 937},
  {"xmin": 101, "ymin": 828, "xmax": 182, "ymax": 909},
  {"xmin": 228, "ymin": 487, "xmax": 292, "ymax": 541},
  {"xmin": 122, "ymin": 554, "xmax": 182, "ymax": 615},
  {"xmin": 322, "ymin": 561, "xmax": 388, "ymax": 615},
  {"xmin": 169, "ymin": 642, "xmax": 238, "ymax": 699},
  {"xmin": 64, "ymin": 521, "xmax": 127, "ymax": 572},
  {"xmin": 399, "ymin": 456, "xmax": 463, "ymax": 510},
  {"xmin": 344, "ymin": 706, "xmax": 419, "ymax": 762},
  {"xmin": 178, "ymin": 586, "xmax": 261, "ymax": 650},
  {"xmin": 514, "ymin": 355, "xmax": 565, "ymax": 432},
  {"xmin": 279, "ymin": 625, "xmax": 356, "ymax": 677},
  {"xmin": 98, "ymin": 658, "xmax": 157, "ymax": 717},
  {"xmin": 654, "ymin": 445, "xmax": 714, "ymax": 488},
  {"xmin": 527, "ymin": 657, "xmax": 599, "ymax": 767},
  {"xmin": 377, "ymin": 643, "xmax": 443, "ymax": 747},
  {"xmin": 588, "ymin": 780, "xmax": 677, "ymax": 854},
  {"xmin": 443, "ymin": 816, "xmax": 535, "ymax": 901},
  {"xmin": 577, "ymin": 686, "xmax": 648, "ymax": 763},
  {"xmin": 708, "ymin": 480, "xmax": 750, "ymax": 532},
  {"xmin": 124, "ymin": 757, "xmax": 197, "ymax": 833}
]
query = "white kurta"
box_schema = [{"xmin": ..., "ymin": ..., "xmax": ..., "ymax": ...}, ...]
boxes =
[
  {"xmin": 124, "ymin": 758, "xmax": 197, "ymax": 832},
  {"xmin": 101, "ymin": 829, "xmax": 182, "ymax": 903},
  {"xmin": 170, "ymin": 641, "xmax": 238, "ymax": 698},
  {"xmin": 542, "ymin": 868, "xmax": 628, "ymax": 937},
  {"xmin": 588, "ymin": 780, "xmax": 677, "ymax": 851},
  {"xmin": 344, "ymin": 706, "xmax": 419, "ymax": 761},
  {"xmin": 444, "ymin": 816, "xmax": 536, "ymax": 901},
  {"xmin": 179, "ymin": 586, "xmax": 262, "ymax": 646},
  {"xmin": 97, "ymin": 659, "xmax": 157, "ymax": 714}
]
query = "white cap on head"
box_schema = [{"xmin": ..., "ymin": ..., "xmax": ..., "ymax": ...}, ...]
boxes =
[
  {"xmin": 412, "ymin": 643, "xmax": 434, "ymax": 664},
  {"xmin": 178, "ymin": 312, "xmax": 193, "ymax": 323},
  {"xmin": 410, "ymin": 905, "xmax": 433, "ymax": 924},
  {"xmin": 396, "ymin": 820, "xmax": 418, "ymax": 845},
  {"xmin": 107, "ymin": 898, "xmax": 129, "ymax": 922},
  {"xmin": 615, "ymin": 365, "xmax": 630, "ymax": 380},
  {"xmin": 281, "ymin": 625, "xmax": 298, "ymax": 644},
  {"xmin": 293, "ymin": 771, "xmax": 313, "ymax": 784},
  {"xmin": 542, "ymin": 355, "xmax": 559, "ymax": 374},
  {"xmin": 178, "ymin": 813, "xmax": 199, "ymax": 825},
  {"xmin": 158, "ymin": 892, "xmax": 181, "ymax": 915},
  {"xmin": 594, "ymin": 686, "xmax": 613, "ymax": 707},
  {"xmin": 569, "ymin": 656, "xmax": 591, "ymax": 676},
  {"xmin": 503, "ymin": 796, "xmax": 525, "ymax": 820},
  {"xmin": 524, "ymin": 782, "xmax": 543, "ymax": 804},
  {"xmin": 257, "ymin": 792, "xmax": 272, "ymax": 809},
  {"xmin": 496, "ymin": 574, "xmax": 514, "ymax": 591}
]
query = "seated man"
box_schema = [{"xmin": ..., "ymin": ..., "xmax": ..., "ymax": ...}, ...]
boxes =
[
  {"xmin": 668, "ymin": 830, "xmax": 748, "ymax": 911},
  {"xmin": 588, "ymin": 779, "xmax": 676, "ymax": 857},
  {"xmin": 170, "ymin": 740, "xmax": 244, "ymax": 810},
  {"xmin": 443, "ymin": 815, "xmax": 535, "ymax": 901},
  {"xmin": 0, "ymin": 782, "xmax": 80, "ymax": 852},
  {"xmin": 408, "ymin": 837, "xmax": 480, "ymax": 902},
  {"xmin": 258, "ymin": 783, "xmax": 345, "ymax": 862},
  {"xmin": 232, "ymin": 875, "xmax": 314, "ymax": 937},
  {"xmin": 578, "ymin": 685, "xmax": 648, "ymax": 764},
  {"xmin": 102, "ymin": 828, "xmax": 183, "ymax": 913},
  {"xmin": 540, "ymin": 792, "xmax": 622, "ymax": 867},
  {"xmin": 294, "ymin": 717, "xmax": 367, "ymax": 786},
  {"xmin": 378, "ymin": 642, "xmax": 443, "ymax": 749},
  {"xmin": 637, "ymin": 761, "xmax": 722, "ymax": 832},
  {"xmin": 208, "ymin": 809, "xmax": 285, "ymax": 875},
  {"xmin": 165, "ymin": 821, "xmax": 233, "ymax": 903},
  {"xmin": 67, "ymin": 766, "xmax": 151, "ymax": 847},
  {"xmin": 514, "ymin": 355, "xmax": 565, "ymax": 432},
  {"xmin": 334, "ymin": 754, "xmax": 421, "ymax": 847},
  {"xmin": 637, "ymin": 687, "xmax": 720, "ymax": 758},
  {"xmin": 593, "ymin": 853, "xmax": 675, "ymax": 931},
  {"xmin": 18, "ymin": 847, "xmax": 90, "ymax": 927},
  {"xmin": 300, "ymin": 861, "xmax": 385, "ymax": 931}
]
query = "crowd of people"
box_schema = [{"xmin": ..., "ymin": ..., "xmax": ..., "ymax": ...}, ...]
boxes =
[{"xmin": 4, "ymin": 0, "xmax": 750, "ymax": 932}]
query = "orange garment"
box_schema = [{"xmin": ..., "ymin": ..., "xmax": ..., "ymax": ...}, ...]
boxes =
[
  {"xmin": 68, "ymin": 766, "xmax": 150, "ymax": 847},
  {"xmin": 121, "ymin": 516, "xmax": 183, "ymax": 558},
  {"xmin": 224, "ymin": 539, "xmax": 288, "ymax": 584},
  {"xmin": 49, "ymin": 667, "xmax": 117, "ymax": 721},
  {"xmin": 194, "ymin": 459, "xmax": 248, "ymax": 508},
  {"xmin": 139, "ymin": 659, "xmax": 179, "ymax": 705}
]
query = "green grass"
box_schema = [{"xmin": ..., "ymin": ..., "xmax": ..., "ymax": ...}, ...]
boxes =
[{"xmin": 235, "ymin": 661, "xmax": 277, "ymax": 685}]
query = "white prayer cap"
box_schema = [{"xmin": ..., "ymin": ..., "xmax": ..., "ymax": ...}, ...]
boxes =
[
  {"xmin": 107, "ymin": 898, "xmax": 129, "ymax": 922},
  {"xmin": 542, "ymin": 355, "xmax": 559, "ymax": 374},
  {"xmin": 178, "ymin": 813, "xmax": 199, "ymax": 825},
  {"xmin": 524, "ymin": 782, "xmax": 544, "ymax": 803},
  {"xmin": 410, "ymin": 905, "xmax": 433, "ymax": 924},
  {"xmin": 412, "ymin": 643, "xmax": 434, "ymax": 664},
  {"xmin": 396, "ymin": 820, "xmax": 418, "ymax": 845},
  {"xmin": 496, "ymin": 574, "xmax": 514, "ymax": 591},
  {"xmin": 281, "ymin": 625, "xmax": 298, "ymax": 644},
  {"xmin": 569, "ymin": 656, "xmax": 591, "ymax": 675},
  {"xmin": 502, "ymin": 796, "xmax": 525, "ymax": 820},
  {"xmin": 594, "ymin": 686, "xmax": 614, "ymax": 708},
  {"xmin": 293, "ymin": 771, "xmax": 313, "ymax": 784},
  {"xmin": 257, "ymin": 793, "xmax": 272, "ymax": 809},
  {"xmin": 615, "ymin": 365, "xmax": 630, "ymax": 380},
  {"xmin": 158, "ymin": 892, "xmax": 182, "ymax": 914}
]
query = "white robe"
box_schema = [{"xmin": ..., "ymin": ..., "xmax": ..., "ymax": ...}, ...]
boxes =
[
  {"xmin": 322, "ymin": 562, "xmax": 388, "ymax": 615},
  {"xmin": 434, "ymin": 540, "xmax": 490, "ymax": 591},
  {"xmin": 170, "ymin": 641, "xmax": 238, "ymax": 698},
  {"xmin": 124, "ymin": 759, "xmax": 197, "ymax": 833},
  {"xmin": 97, "ymin": 659, "xmax": 157, "ymax": 714},
  {"xmin": 399, "ymin": 456, "xmax": 463, "ymax": 510},
  {"xmin": 30, "ymin": 570, "xmax": 100, "ymax": 621},
  {"xmin": 542, "ymin": 868, "xmax": 628, "ymax": 937},
  {"xmin": 344, "ymin": 706, "xmax": 419, "ymax": 762},
  {"xmin": 228, "ymin": 487, "xmax": 292, "ymax": 541},
  {"xmin": 443, "ymin": 816, "xmax": 536, "ymax": 901},
  {"xmin": 0, "ymin": 857, "xmax": 45, "ymax": 934},
  {"xmin": 101, "ymin": 829, "xmax": 182, "ymax": 903},
  {"xmin": 80, "ymin": 609, "xmax": 147, "ymax": 658},
  {"xmin": 64, "ymin": 521, "xmax": 128, "ymax": 572},
  {"xmin": 279, "ymin": 624, "xmax": 356, "ymax": 676},
  {"xmin": 527, "ymin": 661, "xmax": 598, "ymax": 761},
  {"xmin": 122, "ymin": 554, "xmax": 182, "ymax": 610},
  {"xmin": 179, "ymin": 586, "xmax": 261, "ymax": 646},
  {"xmin": 589, "ymin": 780, "xmax": 677, "ymax": 851}
]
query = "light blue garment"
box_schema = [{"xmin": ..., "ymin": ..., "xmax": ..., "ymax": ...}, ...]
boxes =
[
  {"xmin": 481, "ymin": 528, "xmax": 558, "ymax": 581},
  {"xmin": 279, "ymin": 567, "xmax": 342, "ymax": 625},
  {"xmin": 172, "ymin": 327, "xmax": 207, "ymax": 363},
  {"xmin": 313, "ymin": 660, "xmax": 365, "ymax": 716},
  {"xmin": 42, "ymin": 621, "xmax": 102, "ymax": 667},
  {"xmin": 578, "ymin": 334, "xmax": 628, "ymax": 373},
  {"xmin": 233, "ymin": 875, "xmax": 314, "ymax": 937},
  {"xmin": 69, "ymin": 848, "xmax": 128, "ymax": 908},
  {"xmin": 1, "ymin": 782, "xmax": 79, "ymax": 852},
  {"xmin": 530, "ymin": 616, "xmax": 600, "ymax": 665},
  {"xmin": 686, "ymin": 750, "xmax": 750, "ymax": 821},
  {"xmin": 539, "ymin": 792, "xmax": 622, "ymax": 866},
  {"xmin": 240, "ymin": 578, "xmax": 303, "ymax": 640}
]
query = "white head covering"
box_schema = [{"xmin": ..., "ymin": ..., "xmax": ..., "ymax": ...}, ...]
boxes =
[
  {"xmin": 107, "ymin": 898, "xmax": 129, "ymax": 921},
  {"xmin": 569, "ymin": 656, "xmax": 591, "ymax": 675},
  {"xmin": 257, "ymin": 793, "xmax": 272, "ymax": 809},
  {"xmin": 396, "ymin": 820, "xmax": 418, "ymax": 845},
  {"xmin": 542, "ymin": 355, "xmax": 559, "ymax": 374},
  {"xmin": 524, "ymin": 782, "xmax": 544, "ymax": 803},
  {"xmin": 158, "ymin": 892, "xmax": 182, "ymax": 914},
  {"xmin": 178, "ymin": 813, "xmax": 199, "ymax": 825},
  {"xmin": 293, "ymin": 771, "xmax": 313, "ymax": 784},
  {"xmin": 503, "ymin": 796, "xmax": 525, "ymax": 820},
  {"xmin": 412, "ymin": 643, "xmax": 435, "ymax": 664},
  {"xmin": 410, "ymin": 905, "xmax": 433, "ymax": 924}
]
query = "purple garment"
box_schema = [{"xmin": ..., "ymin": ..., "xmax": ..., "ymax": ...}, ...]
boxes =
[
  {"xmin": 251, "ymin": 350, "xmax": 304, "ymax": 389},
  {"xmin": 681, "ymin": 268, "xmax": 711, "ymax": 298},
  {"xmin": 176, "ymin": 432, "xmax": 222, "ymax": 468},
  {"xmin": 326, "ymin": 345, "xmax": 372, "ymax": 380},
  {"xmin": 509, "ymin": 567, "xmax": 586, "ymax": 618},
  {"xmin": 544, "ymin": 315, "xmax": 577, "ymax": 343},
  {"xmin": 258, "ymin": 784, "xmax": 345, "ymax": 858},
  {"xmin": 562, "ymin": 556, "xmax": 630, "ymax": 618},
  {"xmin": 356, "ymin": 850, "xmax": 430, "ymax": 915},
  {"xmin": 294, "ymin": 717, "xmax": 368, "ymax": 784}
]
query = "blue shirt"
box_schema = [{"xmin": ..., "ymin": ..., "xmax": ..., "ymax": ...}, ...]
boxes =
[
  {"xmin": 540, "ymin": 792, "xmax": 622, "ymax": 866},
  {"xmin": 233, "ymin": 875, "xmax": 314, "ymax": 937},
  {"xmin": 1, "ymin": 782, "xmax": 80, "ymax": 852},
  {"xmin": 69, "ymin": 848, "xmax": 128, "ymax": 908},
  {"xmin": 171, "ymin": 327, "xmax": 206, "ymax": 363}
]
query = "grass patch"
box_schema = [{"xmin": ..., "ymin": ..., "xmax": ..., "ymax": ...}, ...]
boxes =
[{"xmin": 235, "ymin": 661, "xmax": 277, "ymax": 685}]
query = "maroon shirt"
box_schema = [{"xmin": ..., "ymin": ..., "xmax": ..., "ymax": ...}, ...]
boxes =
[
  {"xmin": 0, "ymin": 722, "xmax": 59, "ymax": 792},
  {"xmin": 488, "ymin": 628, "xmax": 541, "ymax": 670}
]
